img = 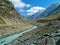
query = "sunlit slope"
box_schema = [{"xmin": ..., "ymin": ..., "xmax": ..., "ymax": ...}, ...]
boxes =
[{"xmin": 0, "ymin": 0, "xmax": 29, "ymax": 25}]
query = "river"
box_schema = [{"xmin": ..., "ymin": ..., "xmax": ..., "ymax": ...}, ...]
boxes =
[{"xmin": 0, "ymin": 26, "xmax": 37, "ymax": 45}]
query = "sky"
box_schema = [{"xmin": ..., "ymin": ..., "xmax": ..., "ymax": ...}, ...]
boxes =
[{"xmin": 9, "ymin": 0, "xmax": 60, "ymax": 16}]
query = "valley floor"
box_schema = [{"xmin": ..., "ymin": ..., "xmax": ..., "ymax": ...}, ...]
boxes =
[{"xmin": 6, "ymin": 20, "xmax": 60, "ymax": 45}]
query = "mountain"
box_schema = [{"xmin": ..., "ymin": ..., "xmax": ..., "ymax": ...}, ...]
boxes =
[
  {"xmin": 26, "ymin": 9, "xmax": 45, "ymax": 20},
  {"xmin": 0, "ymin": 0, "xmax": 33, "ymax": 38},
  {"xmin": 1, "ymin": 1, "xmax": 60, "ymax": 45},
  {"xmin": 26, "ymin": 2, "xmax": 60, "ymax": 20},
  {"xmin": 0, "ymin": 0, "xmax": 26, "ymax": 25}
]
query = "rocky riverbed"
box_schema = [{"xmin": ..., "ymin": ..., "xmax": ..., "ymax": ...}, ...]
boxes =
[{"xmin": 6, "ymin": 20, "xmax": 60, "ymax": 45}]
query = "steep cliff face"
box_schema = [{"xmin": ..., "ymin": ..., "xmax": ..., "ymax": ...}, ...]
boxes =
[{"xmin": 0, "ymin": 0, "xmax": 24, "ymax": 25}]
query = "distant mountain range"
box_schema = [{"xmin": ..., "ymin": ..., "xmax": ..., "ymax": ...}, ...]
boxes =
[{"xmin": 26, "ymin": 3, "xmax": 60, "ymax": 20}]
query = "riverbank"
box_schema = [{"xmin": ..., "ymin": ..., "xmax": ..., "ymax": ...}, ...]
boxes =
[{"xmin": 0, "ymin": 24, "xmax": 33, "ymax": 39}]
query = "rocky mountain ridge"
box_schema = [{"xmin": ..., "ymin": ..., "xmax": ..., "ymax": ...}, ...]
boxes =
[{"xmin": 26, "ymin": 2, "xmax": 60, "ymax": 20}]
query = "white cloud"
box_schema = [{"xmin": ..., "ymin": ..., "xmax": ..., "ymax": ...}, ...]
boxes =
[
  {"xmin": 26, "ymin": 4, "xmax": 31, "ymax": 7},
  {"xmin": 27, "ymin": 12, "xmax": 35, "ymax": 16},
  {"xmin": 9, "ymin": 0, "xmax": 45, "ymax": 16},
  {"xmin": 19, "ymin": 9, "xmax": 25, "ymax": 12},
  {"xmin": 27, "ymin": 6, "xmax": 45, "ymax": 15},
  {"xmin": 9, "ymin": 0, "xmax": 31, "ymax": 8}
]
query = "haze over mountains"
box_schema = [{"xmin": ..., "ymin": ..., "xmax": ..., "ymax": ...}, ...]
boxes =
[{"xmin": 26, "ymin": 2, "xmax": 60, "ymax": 20}]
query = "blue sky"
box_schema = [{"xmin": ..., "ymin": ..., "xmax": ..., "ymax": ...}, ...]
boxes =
[{"xmin": 9, "ymin": 0, "xmax": 60, "ymax": 16}]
